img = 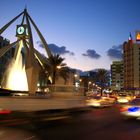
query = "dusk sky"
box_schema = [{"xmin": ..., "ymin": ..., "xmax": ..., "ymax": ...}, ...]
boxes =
[{"xmin": 0, "ymin": 0, "xmax": 140, "ymax": 71}]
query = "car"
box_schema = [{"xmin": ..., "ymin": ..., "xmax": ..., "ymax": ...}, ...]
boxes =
[
  {"xmin": 86, "ymin": 96, "xmax": 114, "ymax": 108},
  {"xmin": 0, "ymin": 108, "xmax": 12, "ymax": 114},
  {"xmin": 116, "ymin": 93, "xmax": 133, "ymax": 103},
  {"xmin": 120, "ymin": 98, "xmax": 140, "ymax": 120},
  {"xmin": 102, "ymin": 96, "xmax": 116, "ymax": 104},
  {"xmin": 109, "ymin": 94, "xmax": 117, "ymax": 100}
]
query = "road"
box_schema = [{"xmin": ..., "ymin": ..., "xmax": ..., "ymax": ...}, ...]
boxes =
[
  {"xmin": 0, "ymin": 97, "xmax": 86, "ymax": 110},
  {"xmin": 0, "ymin": 104, "xmax": 140, "ymax": 140}
]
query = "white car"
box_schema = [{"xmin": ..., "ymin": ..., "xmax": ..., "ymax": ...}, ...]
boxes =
[
  {"xmin": 117, "ymin": 93, "xmax": 132, "ymax": 103},
  {"xmin": 86, "ymin": 96, "xmax": 114, "ymax": 107},
  {"xmin": 120, "ymin": 98, "xmax": 140, "ymax": 120}
]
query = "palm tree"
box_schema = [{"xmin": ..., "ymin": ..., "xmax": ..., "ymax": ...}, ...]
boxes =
[
  {"xmin": 38, "ymin": 63, "xmax": 51, "ymax": 87},
  {"xmin": 47, "ymin": 54, "xmax": 69, "ymax": 84},
  {"xmin": 58, "ymin": 66, "xmax": 70, "ymax": 84},
  {"xmin": 96, "ymin": 68, "xmax": 109, "ymax": 96}
]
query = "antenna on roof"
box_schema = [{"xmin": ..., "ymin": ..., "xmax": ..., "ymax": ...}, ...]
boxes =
[{"xmin": 128, "ymin": 32, "xmax": 132, "ymax": 41}]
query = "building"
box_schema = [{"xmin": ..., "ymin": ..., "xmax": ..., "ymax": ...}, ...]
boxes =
[
  {"xmin": 123, "ymin": 34, "xmax": 140, "ymax": 94},
  {"xmin": 0, "ymin": 36, "xmax": 14, "ymax": 84},
  {"xmin": 111, "ymin": 61, "xmax": 124, "ymax": 91}
]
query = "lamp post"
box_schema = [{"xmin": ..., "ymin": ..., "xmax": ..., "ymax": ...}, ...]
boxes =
[
  {"xmin": 74, "ymin": 74, "xmax": 79, "ymax": 93},
  {"xmin": 74, "ymin": 74, "xmax": 78, "ymax": 86},
  {"xmin": 53, "ymin": 65, "xmax": 64, "ymax": 85},
  {"xmin": 88, "ymin": 81, "xmax": 91, "ymax": 91}
]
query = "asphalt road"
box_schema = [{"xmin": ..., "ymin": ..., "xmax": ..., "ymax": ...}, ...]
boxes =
[
  {"xmin": 0, "ymin": 97, "xmax": 86, "ymax": 111},
  {"xmin": 0, "ymin": 105, "xmax": 140, "ymax": 140}
]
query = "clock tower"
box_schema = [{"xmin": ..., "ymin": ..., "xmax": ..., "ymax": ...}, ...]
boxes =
[{"xmin": 16, "ymin": 24, "xmax": 27, "ymax": 37}]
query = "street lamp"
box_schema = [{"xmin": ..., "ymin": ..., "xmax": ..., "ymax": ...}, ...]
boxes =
[
  {"xmin": 74, "ymin": 74, "xmax": 78, "ymax": 78},
  {"xmin": 88, "ymin": 81, "xmax": 92, "ymax": 91},
  {"xmin": 74, "ymin": 74, "xmax": 78, "ymax": 85},
  {"xmin": 57, "ymin": 65, "xmax": 61, "ymax": 69},
  {"xmin": 57, "ymin": 65, "xmax": 66, "ymax": 69}
]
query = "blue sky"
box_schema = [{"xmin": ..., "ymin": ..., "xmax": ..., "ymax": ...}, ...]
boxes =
[{"xmin": 0, "ymin": 0, "xmax": 140, "ymax": 71}]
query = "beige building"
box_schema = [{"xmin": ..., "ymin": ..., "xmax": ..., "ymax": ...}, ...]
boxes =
[
  {"xmin": 123, "ymin": 38, "xmax": 140, "ymax": 94},
  {"xmin": 111, "ymin": 61, "xmax": 124, "ymax": 91}
]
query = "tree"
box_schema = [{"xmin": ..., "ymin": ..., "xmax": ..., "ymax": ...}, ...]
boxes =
[
  {"xmin": 96, "ymin": 68, "xmax": 109, "ymax": 96},
  {"xmin": 58, "ymin": 66, "xmax": 70, "ymax": 84},
  {"xmin": 47, "ymin": 54, "xmax": 69, "ymax": 84},
  {"xmin": 38, "ymin": 64, "xmax": 50, "ymax": 87}
]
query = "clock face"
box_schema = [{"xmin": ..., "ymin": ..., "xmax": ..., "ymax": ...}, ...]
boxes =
[{"xmin": 17, "ymin": 26, "xmax": 25, "ymax": 34}]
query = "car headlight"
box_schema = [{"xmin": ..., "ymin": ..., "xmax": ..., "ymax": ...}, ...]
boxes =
[{"xmin": 117, "ymin": 98, "xmax": 129, "ymax": 103}]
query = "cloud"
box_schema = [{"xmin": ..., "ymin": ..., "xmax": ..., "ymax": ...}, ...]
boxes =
[
  {"xmin": 37, "ymin": 41, "xmax": 74, "ymax": 56},
  {"xmin": 107, "ymin": 45, "xmax": 123, "ymax": 59},
  {"xmin": 82, "ymin": 49, "xmax": 101, "ymax": 59}
]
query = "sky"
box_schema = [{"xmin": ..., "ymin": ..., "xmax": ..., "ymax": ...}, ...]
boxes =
[{"xmin": 0, "ymin": 0, "xmax": 140, "ymax": 71}]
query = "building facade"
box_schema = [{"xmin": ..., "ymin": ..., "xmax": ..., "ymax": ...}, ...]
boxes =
[
  {"xmin": 123, "ymin": 37, "xmax": 140, "ymax": 94},
  {"xmin": 111, "ymin": 61, "xmax": 124, "ymax": 91}
]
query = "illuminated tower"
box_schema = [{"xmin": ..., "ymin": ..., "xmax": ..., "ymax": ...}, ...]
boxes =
[
  {"xmin": 123, "ymin": 33, "xmax": 140, "ymax": 94},
  {"xmin": 0, "ymin": 8, "xmax": 52, "ymax": 95}
]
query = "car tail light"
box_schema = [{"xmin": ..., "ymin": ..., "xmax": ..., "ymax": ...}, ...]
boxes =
[
  {"xmin": 120, "ymin": 107, "xmax": 128, "ymax": 112},
  {"xmin": 0, "ymin": 109, "xmax": 11, "ymax": 114}
]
